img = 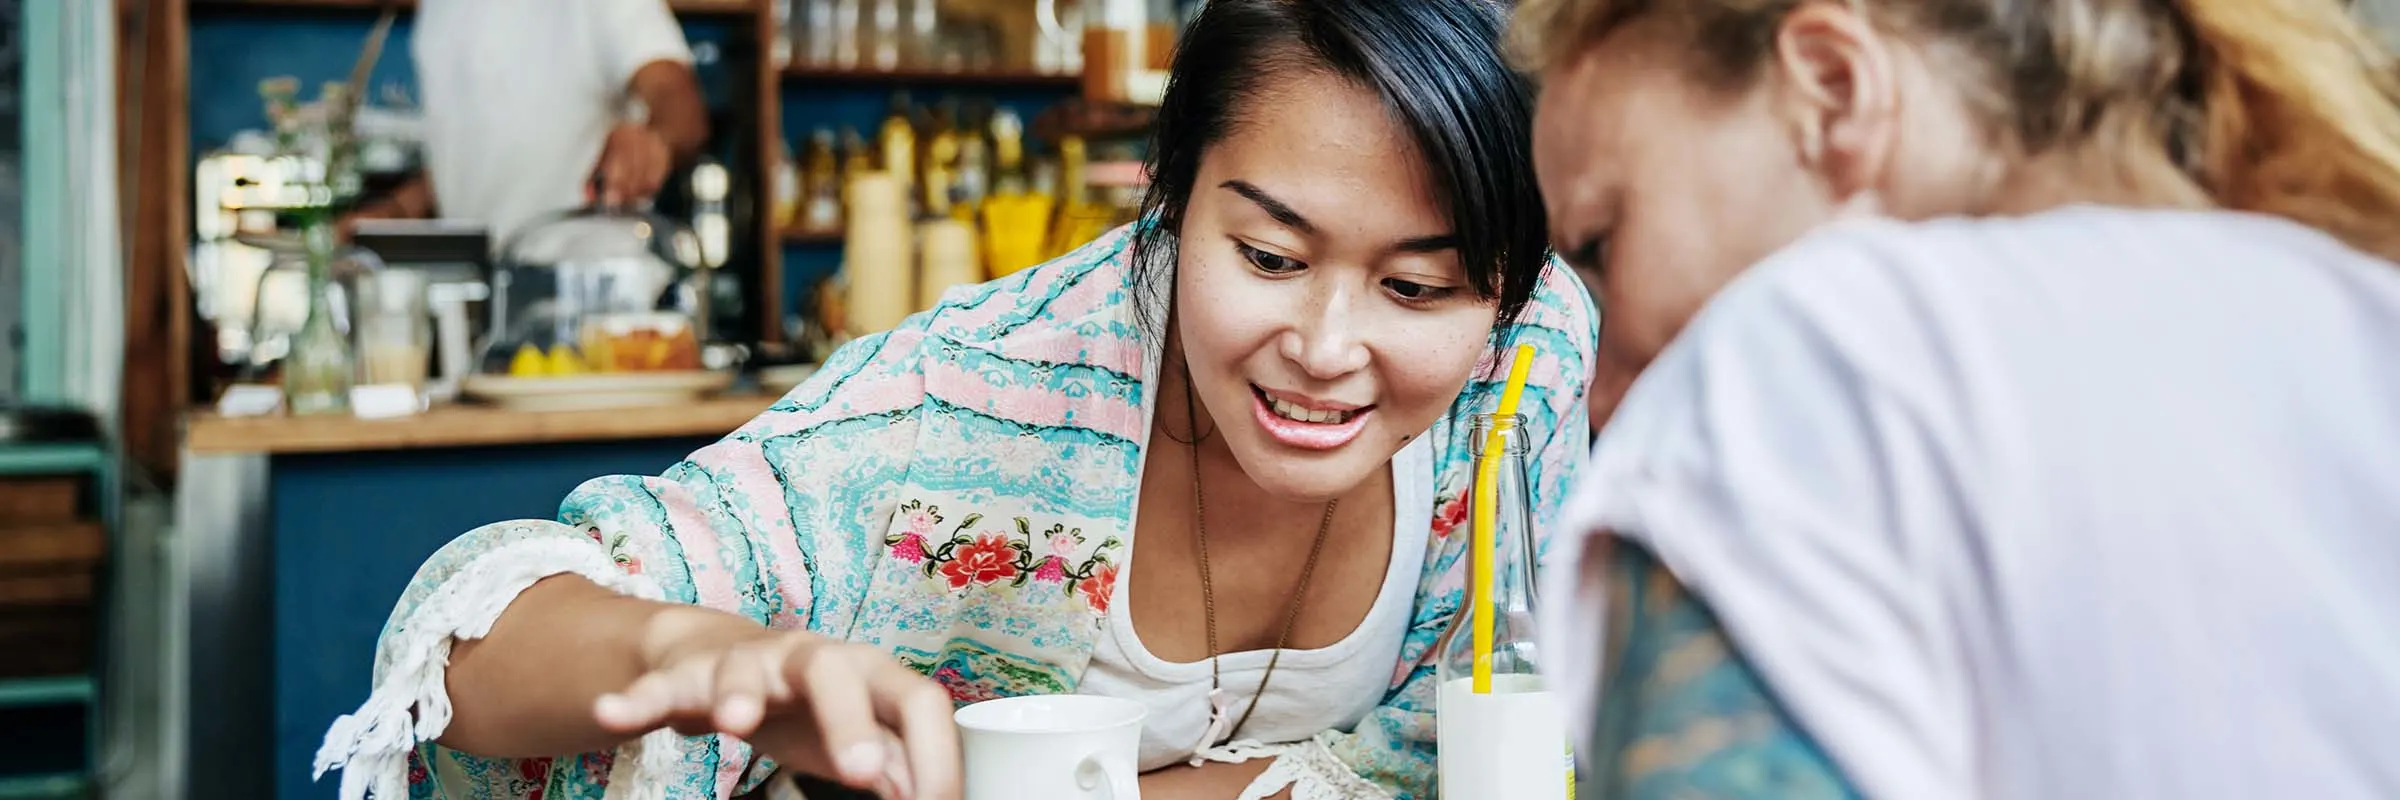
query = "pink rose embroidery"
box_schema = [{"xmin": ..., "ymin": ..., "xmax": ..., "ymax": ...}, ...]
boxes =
[
  {"xmin": 1048, "ymin": 532, "xmax": 1078, "ymax": 557},
  {"xmin": 888, "ymin": 531, "xmax": 929, "ymax": 563},
  {"xmin": 1032, "ymin": 555, "xmax": 1069, "ymax": 584},
  {"xmin": 905, "ymin": 510, "xmax": 939, "ymax": 534}
]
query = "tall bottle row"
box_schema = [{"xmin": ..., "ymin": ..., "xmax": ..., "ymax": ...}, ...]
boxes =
[
  {"xmin": 775, "ymin": 0, "xmax": 1191, "ymax": 87},
  {"xmin": 776, "ymin": 92, "xmax": 1142, "ymax": 355}
]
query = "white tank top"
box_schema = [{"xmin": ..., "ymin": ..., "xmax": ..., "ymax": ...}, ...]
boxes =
[
  {"xmin": 1078, "ymin": 349, "xmax": 1434, "ymax": 772},
  {"xmin": 1547, "ymin": 207, "xmax": 2400, "ymax": 800}
]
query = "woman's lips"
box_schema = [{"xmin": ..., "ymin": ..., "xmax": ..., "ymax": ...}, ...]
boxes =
[{"xmin": 1250, "ymin": 385, "xmax": 1372, "ymax": 451}]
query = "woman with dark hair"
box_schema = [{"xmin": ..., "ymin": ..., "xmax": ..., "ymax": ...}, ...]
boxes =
[{"xmin": 314, "ymin": 0, "xmax": 1597, "ymax": 797}]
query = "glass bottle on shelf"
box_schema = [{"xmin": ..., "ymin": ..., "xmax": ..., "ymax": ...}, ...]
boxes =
[
  {"xmin": 879, "ymin": 93, "xmax": 918, "ymax": 197},
  {"xmin": 772, "ymin": 0, "xmax": 794, "ymax": 67},
  {"xmin": 802, "ymin": 128, "xmax": 844, "ymax": 233},
  {"xmin": 904, "ymin": 0, "xmax": 941, "ymax": 70},
  {"xmin": 868, "ymin": 0, "xmax": 903, "ymax": 70},
  {"xmin": 1435, "ymin": 412, "xmax": 1573, "ymax": 800},
  {"xmin": 282, "ymin": 216, "xmax": 355, "ymax": 415},
  {"xmin": 774, "ymin": 137, "xmax": 803, "ymax": 227},
  {"xmin": 920, "ymin": 102, "xmax": 960, "ymax": 219},
  {"xmin": 830, "ymin": 0, "xmax": 862, "ymax": 68}
]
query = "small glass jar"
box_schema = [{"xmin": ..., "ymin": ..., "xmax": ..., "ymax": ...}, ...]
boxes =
[{"xmin": 355, "ymin": 268, "xmax": 431, "ymax": 392}]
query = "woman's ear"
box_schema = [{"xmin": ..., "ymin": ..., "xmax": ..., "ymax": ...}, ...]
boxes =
[{"xmin": 1770, "ymin": 0, "xmax": 1898, "ymax": 203}]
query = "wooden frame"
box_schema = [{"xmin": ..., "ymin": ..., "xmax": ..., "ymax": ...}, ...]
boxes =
[{"xmin": 117, "ymin": 0, "xmax": 191, "ymax": 483}]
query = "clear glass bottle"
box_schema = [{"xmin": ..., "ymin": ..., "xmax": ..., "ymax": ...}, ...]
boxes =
[
  {"xmin": 903, "ymin": 0, "xmax": 940, "ymax": 69},
  {"xmin": 868, "ymin": 0, "xmax": 903, "ymax": 70},
  {"xmin": 1436, "ymin": 412, "xmax": 1574, "ymax": 800},
  {"xmin": 281, "ymin": 216, "xmax": 355, "ymax": 415}
]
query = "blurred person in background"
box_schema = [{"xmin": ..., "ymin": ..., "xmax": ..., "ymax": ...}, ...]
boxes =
[
  {"xmin": 1516, "ymin": 0, "xmax": 2400, "ymax": 797},
  {"xmin": 345, "ymin": 0, "xmax": 708, "ymax": 245}
]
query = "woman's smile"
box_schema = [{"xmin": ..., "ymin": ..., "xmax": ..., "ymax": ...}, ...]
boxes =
[{"xmin": 1250, "ymin": 384, "xmax": 1375, "ymax": 450}]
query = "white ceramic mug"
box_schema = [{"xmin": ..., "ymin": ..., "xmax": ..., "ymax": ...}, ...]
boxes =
[{"xmin": 955, "ymin": 695, "xmax": 1144, "ymax": 800}]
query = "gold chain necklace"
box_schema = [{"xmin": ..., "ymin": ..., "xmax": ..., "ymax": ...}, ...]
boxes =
[{"xmin": 1182, "ymin": 373, "xmax": 1337, "ymax": 750}]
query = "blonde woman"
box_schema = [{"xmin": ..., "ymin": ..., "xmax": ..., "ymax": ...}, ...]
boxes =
[{"xmin": 1515, "ymin": 0, "xmax": 2400, "ymax": 797}]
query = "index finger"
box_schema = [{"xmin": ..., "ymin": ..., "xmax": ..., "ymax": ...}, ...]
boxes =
[{"xmin": 869, "ymin": 660, "xmax": 961, "ymax": 800}]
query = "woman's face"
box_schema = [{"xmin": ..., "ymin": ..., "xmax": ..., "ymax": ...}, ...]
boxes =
[
  {"xmin": 1174, "ymin": 69, "xmax": 1498, "ymax": 502},
  {"xmin": 1532, "ymin": 8, "xmax": 1993, "ymax": 424}
]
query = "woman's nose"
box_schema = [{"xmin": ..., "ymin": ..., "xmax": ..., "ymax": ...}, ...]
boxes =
[{"xmin": 1280, "ymin": 284, "xmax": 1372, "ymax": 380}]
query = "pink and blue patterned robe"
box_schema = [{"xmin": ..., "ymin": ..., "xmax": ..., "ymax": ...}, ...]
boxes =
[{"xmin": 316, "ymin": 225, "xmax": 1598, "ymax": 800}]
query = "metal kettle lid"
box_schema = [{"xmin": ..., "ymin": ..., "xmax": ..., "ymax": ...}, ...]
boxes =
[{"xmin": 499, "ymin": 203, "xmax": 693, "ymax": 269}]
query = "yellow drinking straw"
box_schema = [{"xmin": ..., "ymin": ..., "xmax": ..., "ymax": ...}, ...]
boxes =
[{"xmin": 1472, "ymin": 343, "xmax": 1537, "ymax": 694}]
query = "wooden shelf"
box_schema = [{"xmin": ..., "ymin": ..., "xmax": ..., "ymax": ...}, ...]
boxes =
[
  {"xmin": 184, "ymin": 393, "xmax": 781, "ymax": 455},
  {"xmin": 781, "ymin": 227, "xmax": 844, "ymax": 246},
  {"xmin": 191, "ymin": 0, "xmax": 760, "ymax": 15},
  {"xmin": 782, "ymin": 66, "xmax": 1082, "ymax": 89}
]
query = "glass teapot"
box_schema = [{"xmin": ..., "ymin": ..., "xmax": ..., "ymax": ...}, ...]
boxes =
[{"xmin": 479, "ymin": 204, "xmax": 711, "ymax": 378}]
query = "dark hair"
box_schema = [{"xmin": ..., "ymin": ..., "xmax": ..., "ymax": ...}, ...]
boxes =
[{"xmin": 1131, "ymin": 0, "xmax": 1551, "ymax": 339}]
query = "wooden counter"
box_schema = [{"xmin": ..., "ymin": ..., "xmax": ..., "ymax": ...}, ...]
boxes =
[{"xmin": 183, "ymin": 394, "xmax": 779, "ymax": 455}]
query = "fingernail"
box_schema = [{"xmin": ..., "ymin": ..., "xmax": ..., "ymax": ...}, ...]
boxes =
[
  {"xmin": 838, "ymin": 741, "xmax": 883, "ymax": 781},
  {"xmin": 594, "ymin": 694, "xmax": 631, "ymax": 721}
]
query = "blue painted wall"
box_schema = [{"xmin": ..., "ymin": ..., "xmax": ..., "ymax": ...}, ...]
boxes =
[{"xmin": 271, "ymin": 438, "xmax": 717, "ymax": 800}]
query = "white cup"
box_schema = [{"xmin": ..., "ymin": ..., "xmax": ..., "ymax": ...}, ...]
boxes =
[{"xmin": 954, "ymin": 695, "xmax": 1144, "ymax": 800}]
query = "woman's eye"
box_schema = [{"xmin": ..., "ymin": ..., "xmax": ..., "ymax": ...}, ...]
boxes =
[
  {"xmin": 1383, "ymin": 278, "xmax": 1455, "ymax": 303},
  {"xmin": 1236, "ymin": 242, "xmax": 1306, "ymax": 275}
]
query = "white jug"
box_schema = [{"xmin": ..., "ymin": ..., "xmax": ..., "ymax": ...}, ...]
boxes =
[{"xmin": 954, "ymin": 695, "xmax": 1144, "ymax": 800}]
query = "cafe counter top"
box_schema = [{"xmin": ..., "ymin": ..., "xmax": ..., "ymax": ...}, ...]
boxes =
[{"xmin": 181, "ymin": 393, "xmax": 780, "ymax": 455}]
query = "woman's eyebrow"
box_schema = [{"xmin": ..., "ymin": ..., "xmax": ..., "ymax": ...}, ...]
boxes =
[
  {"xmin": 1222, "ymin": 179, "xmax": 1458, "ymax": 253},
  {"xmin": 1220, "ymin": 179, "xmax": 1315, "ymax": 234}
]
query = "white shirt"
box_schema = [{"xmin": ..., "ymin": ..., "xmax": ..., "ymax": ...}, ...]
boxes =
[
  {"xmin": 1547, "ymin": 207, "xmax": 2400, "ymax": 800},
  {"xmin": 1078, "ymin": 341, "xmax": 1435, "ymax": 772},
  {"xmin": 1081, "ymin": 436, "xmax": 1432, "ymax": 772},
  {"xmin": 411, "ymin": 0, "xmax": 692, "ymax": 249}
]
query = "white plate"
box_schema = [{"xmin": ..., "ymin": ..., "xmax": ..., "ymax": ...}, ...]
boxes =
[{"xmin": 461, "ymin": 371, "xmax": 735, "ymax": 412}]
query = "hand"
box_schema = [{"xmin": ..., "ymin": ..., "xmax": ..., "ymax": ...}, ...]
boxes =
[
  {"xmin": 593, "ymin": 122, "xmax": 676, "ymax": 207},
  {"xmin": 592, "ymin": 617, "xmax": 961, "ymax": 800}
]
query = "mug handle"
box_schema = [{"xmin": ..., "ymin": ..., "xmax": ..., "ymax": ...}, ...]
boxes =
[{"xmin": 1074, "ymin": 754, "xmax": 1140, "ymax": 800}]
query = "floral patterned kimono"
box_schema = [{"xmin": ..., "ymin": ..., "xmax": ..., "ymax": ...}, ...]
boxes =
[{"xmin": 314, "ymin": 225, "xmax": 1598, "ymax": 800}]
